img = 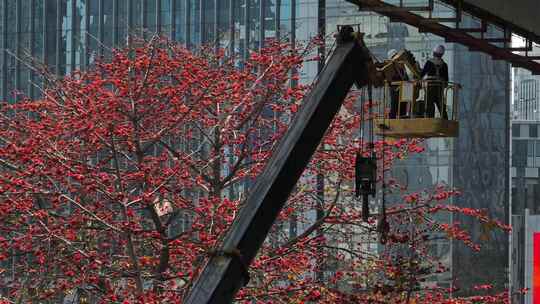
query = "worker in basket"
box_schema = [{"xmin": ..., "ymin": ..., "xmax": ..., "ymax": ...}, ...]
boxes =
[
  {"xmin": 387, "ymin": 49, "xmax": 409, "ymax": 119},
  {"xmin": 421, "ymin": 45, "xmax": 449, "ymax": 119}
]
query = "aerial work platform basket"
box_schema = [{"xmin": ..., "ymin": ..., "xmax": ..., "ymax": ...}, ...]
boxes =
[{"xmin": 374, "ymin": 80, "xmax": 461, "ymax": 138}]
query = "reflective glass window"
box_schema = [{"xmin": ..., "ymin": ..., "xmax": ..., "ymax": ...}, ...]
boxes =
[
  {"xmin": 264, "ymin": 0, "xmax": 277, "ymax": 38},
  {"xmin": 513, "ymin": 124, "xmax": 521, "ymax": 138},
  {"xmin": 145, "ymin": 0, "xmax": 157, "ymax": 33},
  {"xmin": 88, "ymin": 0, "xmax": 98, "ymax": 61},
  {"xmin": 217, "ymin": 0, "xmax": 230, "ymax": 41},
  {"xmin": 117, "ymin": 0, "xmax": 128, "ymax": 41},
  {"xmin": 103, "ymin": 0, "xmax": 114, "ymax": 49},
  {"xmin": 531, "ymin": 125, "xmax": 538, "ymax": 138},
  {"xmin": 203, "ymin": 0, "xmax": 215, "ymax": 43},
  {"xmin": 279, "ymin": 0, "xmax": 291, "ymax": 34},
  {"xmin": 190, "ymin": 0, "xmax": 200, "ymax": 45},
  {"xmin": 513, "ymin": 140, "xmax": 527, "ymax": 167},
  {"xmin": 58, "ymin": 0, "xmax": 68, "ymax": 75},
  {"xmin": 161, "ymin": 0, "xmax": 171, "ymax": 35},
  {"xmin": 249, "ymin": 0, "xmax": 259, "ymax": 48},
  {"xmin": 232, "ymin": 1, "xmax": 240, "ymax": 53},
  {"xmin": 132, "ymin": 0, "xmax": 143, "ymax": 30},
  {"xmin": 74, "ymin": 0, "xmax": 85, "ymax": 68},
  {"xmin": 173, "ymin": 0, "xmax": 185, "ymax": 42}
]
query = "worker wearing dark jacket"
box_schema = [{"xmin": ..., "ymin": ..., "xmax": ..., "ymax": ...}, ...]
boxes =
[{"xmin": 421, "ymin": 45, "xmax": 448, "ymax": 119}]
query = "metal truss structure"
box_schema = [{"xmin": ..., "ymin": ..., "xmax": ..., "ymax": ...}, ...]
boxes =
[{"xmin": 345, "ymin": 0, "xmax": 540, "ymax": 74}]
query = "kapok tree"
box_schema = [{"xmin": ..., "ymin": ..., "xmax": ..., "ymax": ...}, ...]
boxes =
[
  {"xmin": 0, "ymin": 36, "xmax": 312, "ymax": 303},
  {"xmin": 0, "ymin": 35, "xmax": 510, "ymax": 304}
]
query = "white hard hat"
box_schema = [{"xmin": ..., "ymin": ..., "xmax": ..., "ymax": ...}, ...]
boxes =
[
  {"xmin": 433, "ymin": 45, "xmax": 445, "ymax": 56},
  {"xmin": 387, "ymin": 49, "xmax": 397, "ymax": 59}
]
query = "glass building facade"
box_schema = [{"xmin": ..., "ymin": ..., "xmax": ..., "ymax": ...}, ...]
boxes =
[
  {"xmin": 510, "ymin": 120, "xmax": 540, "ymax": 304},
  {"xmin": 0, "ymin": 0, "xmax": 510, "ymax": 293},
  {"xmin": 510, "ymin": 42, "xmax": 540, "ymax": 303},
  {"xmin": 514, "ymin": 64, "xmax": 540, "ymax": 121},
  {"xmin": 0, "ymin": 0, "xmax": 298, "ymax": 102},
  {"xmin": 510, "ymin": 67, "xmax": 540, "ymax": 303}
]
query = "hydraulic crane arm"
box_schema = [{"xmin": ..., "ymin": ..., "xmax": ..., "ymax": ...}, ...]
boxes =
[{"xmin": 185, "ymin": 28, "xmax": 373, "ymax": 304}]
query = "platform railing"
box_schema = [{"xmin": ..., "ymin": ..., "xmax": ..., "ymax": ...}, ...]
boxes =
[{"xmin": 383, "ymin": 80, "xmax": 461, "ymax": 121}]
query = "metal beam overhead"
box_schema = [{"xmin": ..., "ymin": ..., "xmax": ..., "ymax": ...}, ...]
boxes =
[
  {"xmin": 345, "ymin": 0, "xmax": 540, "ymax": 75},
  {"xmin": 440, "ymin": 0, "xmax": 540, "ymax": 45}
]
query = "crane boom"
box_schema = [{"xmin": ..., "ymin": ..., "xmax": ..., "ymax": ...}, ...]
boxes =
[{"xmin": 185, "ymin": 28, "xmax": 373, "ymax": 304}]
